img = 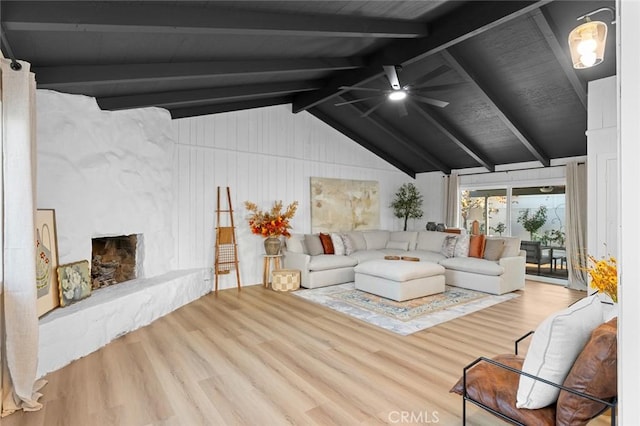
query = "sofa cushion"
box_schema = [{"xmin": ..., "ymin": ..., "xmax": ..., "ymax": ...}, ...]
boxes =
[
  {"xmin": 346, "ymin": 231, "xmax": 367, "ymax": 252},
  {"xmin": 450, "ymin": 354, "xmax": 556, "ymax": 426},
  {"xmin": 406, "ymin": 250, "xmax": 446, "ymax": 264},
  {"xmin": 319, "ymin": 233, "xmax": 334, "ymax": 254},
  {"xmin": 439, "ymin": 257, "xmax": 504, "ymax": 276},
  {"xmin": 304, "ymin": 234, "xmax": 324, "ymax": 256},
  {"xmin": 454, "ymin": 234, "xmax": 469, "ymax": 258},
  {"xmin": 469, "ymin": 234, "xmax": 486, "ymax": 258},
  {"xmin": 386, "ymin": 240, "xmax": 409, "ymax": 251},
  {"xmin": 308, "ymin": 254, "xmax": 358, "ymax": 271},
  {"xmin": 286, "ymin": 234, "xmax": 307, "ymax": 254},
  {"xmin": 416, "ymin": 231, "xmax": 448, "ymax": 252},
  {"xmin": 330, "ymin": 233, "xmax": 345, "ymax": 255},
  {"xmin": 483, "ymin": 238, "xmax": 505, "ymax": 261},
  {"xmin": 363, "ymin": 230, "xmax": 390, "ymax": 250},
  {"xmin": 348, "ymin": 250, "xmax": 386, "ymax": 264},
  {"xmin": 556, "ymin": 317, "xmax": 617, "ymax": 425},
  {"xmin": 491, "ymin": 236, "xmax": 521, "ymax": 258},
  {"xmin": 516, "ymin": 295, "xmax": 605, "ymax": 409},
  {"xmin": 389, "ymin": 231, "xmax": 418, "ymax": 250},
  {"xmin": 440, "ymin": 235, "xmax": 458, "ymax": 258}
]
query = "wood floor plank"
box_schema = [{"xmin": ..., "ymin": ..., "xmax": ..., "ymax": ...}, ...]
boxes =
[{"xmin": 2, "ymin": 280, "xmax": 611, "ymax": 425}]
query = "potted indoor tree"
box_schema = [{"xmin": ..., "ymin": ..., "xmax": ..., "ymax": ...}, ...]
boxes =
[{"xmin": 390, "ymin": 183, "xmax": 423, "ymax": 231}]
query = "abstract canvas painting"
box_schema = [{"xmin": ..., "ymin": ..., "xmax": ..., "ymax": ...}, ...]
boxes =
[{"xmin": 310, "ymin": 177, "xmax": 379, "ymax": 232}]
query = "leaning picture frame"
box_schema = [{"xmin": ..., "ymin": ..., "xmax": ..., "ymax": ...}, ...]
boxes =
[
  {"xmin": 57, "ymin": 260, "xmax": 92, "ymax": 307},
  {"xmin": 36, "ymin": 209, "xmax": 60, "ymax": 317}
]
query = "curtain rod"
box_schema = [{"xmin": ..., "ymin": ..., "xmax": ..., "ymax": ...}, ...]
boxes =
[
  {"xmin": 443, "ymin": 162, "xmax": 585, "ymax": 178},
  {"xmin": 0, "ymin": 24, "xmax": 22, "ymax": 71}
]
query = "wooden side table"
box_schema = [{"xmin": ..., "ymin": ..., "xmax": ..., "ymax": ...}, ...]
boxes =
[{"xmin": 262, "ymin": 255, "xmax": 282, "ymax": 288}]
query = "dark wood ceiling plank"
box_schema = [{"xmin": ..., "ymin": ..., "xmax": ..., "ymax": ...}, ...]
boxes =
[
  {"xmin": 308, "ymin": 109, "xmax": 416, "ymax": 178},
  {"xmin": 3, "ymin": 2, "xmax": 427, "ymax": 38},
  {"xmin": 97, "ymin": 81, "xmax": 321, "ymax": 110},
  {"xmin": 441, "ymin": 49, "xmax": 551, "ymax": 167},
  {"xmin": 339, "ymin": 95, "xmax": 451, "ymax": 174},
  {"xmin": 407, "ymin": 99, "xmax": 495, "ymax": 172},
  {"xmin": 169, "ymin": 96, "xmax": 291, "ymax": 119},
  {"xmin": 530, "ymin": 8, "xmax": 587, "ymax": 109},
  {"xmin": 33, "ymin": 58, "xmax": 364, "ymax": 88},
  {"xmin": 293, "ymin": 0, "xmax": 551, "ymax": 113}
]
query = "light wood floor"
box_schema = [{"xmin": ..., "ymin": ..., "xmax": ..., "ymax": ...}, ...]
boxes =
[{"xmin": 4, "ymin": 280, "xmax": 610, "ymax": 425}]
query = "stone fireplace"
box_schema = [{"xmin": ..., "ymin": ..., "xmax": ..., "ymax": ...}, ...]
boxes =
[{"xmin": 91, "ymin": 234, "xmax": 139, "ymax": 289}]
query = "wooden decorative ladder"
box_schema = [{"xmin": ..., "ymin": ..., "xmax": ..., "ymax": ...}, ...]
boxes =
[{"xmin": 214, "ymin": 186, "xmax": 241, "ymax": 293}]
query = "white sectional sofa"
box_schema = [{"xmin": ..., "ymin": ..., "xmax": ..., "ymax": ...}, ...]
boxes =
[{"xmin": 282, "ymin": 230, "xmax": 525, "ymax": 295}]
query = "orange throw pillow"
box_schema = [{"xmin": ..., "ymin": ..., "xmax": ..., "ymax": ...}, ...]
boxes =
[
  {"xmin": 469, "ymin": 234, "xmax": 486, "ymax": 258},
  {"xmin": 319, "ymin": 233, "xmax": 335, "ymax": 254}
]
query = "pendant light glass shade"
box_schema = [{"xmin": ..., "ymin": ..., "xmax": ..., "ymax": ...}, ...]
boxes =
[{"xmin": 568, "ymin": 19, "xmax": 607, "ymax": 69}]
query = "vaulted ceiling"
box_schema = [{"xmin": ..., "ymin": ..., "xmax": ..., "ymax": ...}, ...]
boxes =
[{"xmin": 0, "ymin": 1, "xmax": 616, "ymax": 176}]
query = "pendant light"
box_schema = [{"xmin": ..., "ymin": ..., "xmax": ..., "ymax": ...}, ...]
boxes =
[{"xmin": 568, "ymin": 7, "xmax": 615, "ymax": 69}]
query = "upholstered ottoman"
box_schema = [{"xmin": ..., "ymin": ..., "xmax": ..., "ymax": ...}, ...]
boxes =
[{"xmin": 354, "ymin": 259, "xmax": 445, "ymax": 301}]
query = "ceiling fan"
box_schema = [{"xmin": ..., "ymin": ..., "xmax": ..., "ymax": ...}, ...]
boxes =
[{"xmin": 335, "ymin": 64, "xmax": 458, "ymax": 118}]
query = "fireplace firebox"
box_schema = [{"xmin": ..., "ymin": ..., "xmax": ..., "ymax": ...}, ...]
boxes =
[{"xmin": 91, "ymin": 235, "xmax": 138, "ymax": 289}]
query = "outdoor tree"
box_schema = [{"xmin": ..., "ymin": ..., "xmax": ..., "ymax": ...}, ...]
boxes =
[
  {"xmin": 390, "ymin": 183, "xmax": 424, "ymax": 231},
  {"xmin": 460, "ymin": 190, "xmax": 483, "ymax": 231},
  {"xmin": 517, "ymin": 206, "xmax": 548, "ymax": 240},
  {"xmin": 490, "ymin": 222, "xmax": 506, "ymax": 236}
]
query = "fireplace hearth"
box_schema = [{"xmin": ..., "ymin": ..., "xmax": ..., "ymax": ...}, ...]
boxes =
[{"xmin": 91, "ymin": 234, "xmax": 138, "ymax": 289}]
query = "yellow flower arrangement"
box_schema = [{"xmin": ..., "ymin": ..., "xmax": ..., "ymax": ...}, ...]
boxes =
[
  {"xmin": 244, "ymin": 200, "xmax": 298, "ymax": 237},
  {"xmin": 585, "ymin": 255, "xmax": 617, "ymax": 303}
]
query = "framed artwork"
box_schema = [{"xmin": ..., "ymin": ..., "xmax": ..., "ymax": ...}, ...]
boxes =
[
  {"xmin": 310, "ymin": 177, "xmax": 380, "ymax": 233},
  {"xmin": 36, "ymin": 209, "xmax": 60, "ymax": 317},
  {"xmin": 57, "ymin": 260, "xmax": 92, "ymax": 307}
]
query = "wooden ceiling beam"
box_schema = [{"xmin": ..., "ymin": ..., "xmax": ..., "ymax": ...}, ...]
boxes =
[
  {"xmin": 530, "ymin": 8, "xmax": 587, "ymax": 109},
  {"xmin": 98, "ymin": 81, "xmax": 321, "ymax": 110},
  {"xmin": 293, "ymin": 0, "xmax": 551, "ymax": 113},
  {"xmin": 339, "ymin": 95, "xmax": 451, "ymax": 175},
  {"xmin": 34, "ymin": 58, "xmax": 364, "ymax": 89},
  {"xmin": 407, "ymin": 100, "xmax": 496, "ymax": 172},
  {"xmin": 2, "ymin": 2, "xmax": 428, "ymax": 38},
  {"xmin": 441, "ymin": 49, "xmax": 551, "ymax": 167},
  {"xmin": 308, "ymin": 108, "xmax": 417, "ymax": 178},
  {"xmin": 169, "ymin": 97, "xmax": 292, "ymax": 119}
]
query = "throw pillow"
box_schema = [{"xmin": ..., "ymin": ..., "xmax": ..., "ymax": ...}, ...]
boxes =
[
  {"xmin": 319, "ymin": 233, "xmax": 334, "ymax": 254},
  {"xmin": 483, "ymin": 238, "xmax": 505, "ymax": 261},
  {"xmin": 440, "ymin": 235, "xmax": 458, "ymax": 258},
  {"xmin": 468, "ymin": 234, "xmax": 486, "ymax": 258},
  {"xmin": 330, "ymin": 233, "xmax": 345, "ymax": 256},
  {"xmin": 556, "ymin": 318, "xmax": 617, "ymax": 425},
  {"xmin": 385, "ymin": 240, "xmax": 409, "ymax": 251},
  {"xmin": 304, "ymin": 234, "xmax": 324, "ymax": 256},
  {"xmin": 516, "ymin": 295, "xmax": 605, "ymax": 409},
  {"xmin": 340, "ymin": 233, "xmax": 354, "ymax": 255},
  {"xmin": 454, "ymin": 234, "xmax": 470, "ymax": 257}
]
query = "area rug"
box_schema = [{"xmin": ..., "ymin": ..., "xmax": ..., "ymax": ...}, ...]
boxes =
[{"xmin": 293, "ymin": 283, "xmax": 519, "ymax": 335}]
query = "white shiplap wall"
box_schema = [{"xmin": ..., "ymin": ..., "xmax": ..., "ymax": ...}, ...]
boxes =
[{"xmin": 171, "ymin": 105, "xmax": 413, "ymax": 288}]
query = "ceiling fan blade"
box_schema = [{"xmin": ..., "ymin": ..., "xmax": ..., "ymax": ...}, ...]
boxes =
[
  {"xmin": 339, "ymin": 86, "xmax": 383, "ymax": 93},
  {"xmin": 411, "ymin": 82, "xmax": 464, "ymax": 91},
  {"xmin": 397, "ymin": 101, "xmax": 409, "ymax": 117},
  {"xmin": 361, "ymin": 99, "xmax": 386, "ymax": 117},
  {"xmin": 412, "ymin": 95, "xmax": 449, "ymax": 108},
  {"xmin": 383, "ymin": 65, "xmax": 401, "ymax": 90},
  {"xmin": 334, "ymin": 95, "xmax": 381, "ymax": 106},
  {"xmin": 406, "ymin": 65, "xmax": 450, "ymax": 89}
]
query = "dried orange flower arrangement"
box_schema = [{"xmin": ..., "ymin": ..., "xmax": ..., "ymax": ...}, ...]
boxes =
[
  {"xmin": 585, "ymin": 255, "xmax": 617, "ymax": 303},
  {"xmin": 244, "ymin": 200, "xmax": 298, "ymax": 238}
]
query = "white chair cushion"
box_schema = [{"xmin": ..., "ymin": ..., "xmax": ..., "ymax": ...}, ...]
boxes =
[
  {"xmin": 345, "ymin": 231, "xmax": 367, "ymax": 251},
  {"xmin": 439, "ymin": 257, "xmax": 504, "ymax": 276},
  {"xmin": 286, "ymin": 234, "xmax": 307, "ymax": 254},
  {"xmin": 389, "ymin": 231, "xmax": 418, "ymax": 250},
  {"xmin": 516, "ymin": 295, "xmax": 605, "ymax": 409},
  {"xmin": 354, "ymin": 259, "xmax": 444, "ymax": 281},
  {"xmin": 385, "ymin": 240, "xmax": 409, "ymax": 251},
  {"xmin": 416, "ymin": 231, "xmax": 449, "ymax": 252}
]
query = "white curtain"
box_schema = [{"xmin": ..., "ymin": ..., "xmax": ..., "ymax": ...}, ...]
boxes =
[
  {"xmin": 0, "ymin": 58, "xmax": 46, "ymax": 416},
  {"xmin": 566, "ymin": 161, "xmax": 588, "ymax": 290},
  {"xmin": 444, "ymin": 173, "xmax": 459, "ymax": 228}
]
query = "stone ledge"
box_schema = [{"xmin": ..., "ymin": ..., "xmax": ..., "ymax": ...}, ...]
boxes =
[{"xmin": 38, "ymin": 268, "xmax": 210, "ymax": 377}]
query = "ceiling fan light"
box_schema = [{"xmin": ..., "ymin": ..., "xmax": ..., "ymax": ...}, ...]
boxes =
[
  {"xmin": 388, "ymin": 90, "xmax": 407, "ymax": 101},
  {"xmin": 568, "ymin": 20, "xmax": 607, "ymax": 69}
]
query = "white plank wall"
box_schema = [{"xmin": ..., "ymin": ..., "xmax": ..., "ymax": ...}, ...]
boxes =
[{"xmin": 171, "ymin": 105, "xmax": 413, "ymax": 288}]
